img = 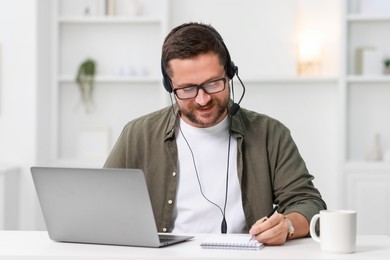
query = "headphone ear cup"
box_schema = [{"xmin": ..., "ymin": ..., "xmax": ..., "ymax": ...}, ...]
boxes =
[
  {"xmin": 163, "ymin": 76, "xmax": 173, "ymax": 93},
  {"xmin": 161, "ymin": 60, "xmax": 173, "ymax": 93},
  {"xmin": 227, "ymin": 61, "xmax": 238, "ymax": 79}
]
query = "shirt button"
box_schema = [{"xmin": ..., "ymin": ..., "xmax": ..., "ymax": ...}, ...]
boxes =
[
  {"xmin": 168, "ymin": 199, "xmax": 173, "ymax": 205},
  {"xmin": 162, "ymin": 228, "xmax": 167, "ymax": 232},
  {"xmin": 172, "ymin": 172, "xmax": 176, "ymax": 177}
]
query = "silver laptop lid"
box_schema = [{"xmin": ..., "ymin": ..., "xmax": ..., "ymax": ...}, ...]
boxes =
[{"xmin": 31, "ymin": 167, "xmax": 162, "ymax": 247}]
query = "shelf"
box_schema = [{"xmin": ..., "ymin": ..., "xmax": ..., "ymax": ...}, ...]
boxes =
[
  {"xmin": 59, "ymin": 75, "xmax": 339, "ymax": 85},
  {"xmin": 237, "ymin": 76, "xmax": 339, "ymax": 84},
  {"xmin": 344, "ymin": 161, "xmax": 390, "ymax": 173},
  {"xmin": 347, "ymin": 14, "xmax": 390, "ymax": 22},
  {"xmin": 58, "ymin": 16, "xmax": 163, "ymax": 24},
  {"xmin": 51, "ymin": 0, "xmax": 170, "ymax": 163},
  {"xmin": 347, "ymin": 75, "xmax": 390, "ymax": 83},
  {"xmin": 59, "ymin": 75, "xmax": 161, "ymax": 83}
]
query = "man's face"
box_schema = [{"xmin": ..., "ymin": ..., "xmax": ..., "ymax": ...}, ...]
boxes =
[{"xmin": 169, "ymin": 52, "xmax": 230, "ymax": 128}]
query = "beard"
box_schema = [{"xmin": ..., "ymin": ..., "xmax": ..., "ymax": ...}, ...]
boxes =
[{"xmin": 179, "ymin": 95, "xmax": 230, "ymax": 127}]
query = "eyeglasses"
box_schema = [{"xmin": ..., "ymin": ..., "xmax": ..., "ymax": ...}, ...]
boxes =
[{"xmin": 173, "ymin": 77, "xmax": 227, "ymax": 100}]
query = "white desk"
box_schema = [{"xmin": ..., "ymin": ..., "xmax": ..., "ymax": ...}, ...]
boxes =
[{"xmin": 0, "ymin": 231, "xmax": 389, "ymax": 259}]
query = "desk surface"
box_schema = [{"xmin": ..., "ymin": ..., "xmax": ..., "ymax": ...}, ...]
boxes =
[{"xmin": 0, "ymin": 231, "xmax": 389, "ymax": 259}]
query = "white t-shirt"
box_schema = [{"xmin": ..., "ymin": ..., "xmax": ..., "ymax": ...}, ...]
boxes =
[{"xmin": 171, "ymin": 116, "xmax": 246, "ymax": 234}]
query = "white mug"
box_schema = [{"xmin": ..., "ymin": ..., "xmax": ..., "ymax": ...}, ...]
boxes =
[{"xmin": 310, "ymin": 210, "xmax": 357, "ymax": 253}]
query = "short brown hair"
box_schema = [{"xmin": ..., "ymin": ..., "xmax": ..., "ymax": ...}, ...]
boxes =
[{"xmin": 161, "ymin": 22, "xmax": 229, "ymax": 78}]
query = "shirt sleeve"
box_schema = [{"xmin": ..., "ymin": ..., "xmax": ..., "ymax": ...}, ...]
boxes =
[{"xmin": 271, "ymin": 126, "xmax": 327, "ymax": 222}]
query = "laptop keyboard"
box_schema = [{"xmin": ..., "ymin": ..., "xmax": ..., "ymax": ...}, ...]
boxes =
[{"xmin": 159, "ymin": 234, "xmax": 177, "ymax": 242}]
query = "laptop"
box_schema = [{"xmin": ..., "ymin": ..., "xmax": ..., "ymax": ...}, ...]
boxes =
[{"xmin": 31, "ymin": 166, "xmax": 193, "ymax": 247}]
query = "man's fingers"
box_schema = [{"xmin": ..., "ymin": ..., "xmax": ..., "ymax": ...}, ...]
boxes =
[{"xmin": 249, "ymin": 214, "xmax": 288, "ymax": 245}]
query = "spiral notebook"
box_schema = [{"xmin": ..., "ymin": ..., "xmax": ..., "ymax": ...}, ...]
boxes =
[{"xmin": 200, "ymin": 234, "xmax": 264, "ymax": 250}]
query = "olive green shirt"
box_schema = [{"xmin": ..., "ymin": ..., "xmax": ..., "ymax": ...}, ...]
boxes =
[{"xmin": 104, "ymin": 104, "xmax": 326, "ymax": 233}]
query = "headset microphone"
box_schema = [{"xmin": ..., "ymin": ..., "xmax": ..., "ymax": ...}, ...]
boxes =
[{"xmin": 229, "ymin": 103, "xmax": 240, "ymax": 116}]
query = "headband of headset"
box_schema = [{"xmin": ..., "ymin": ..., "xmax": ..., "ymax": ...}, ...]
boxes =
[{"xmin": 161, "ymin": 23, "xmax": 237, "ymax": 93}]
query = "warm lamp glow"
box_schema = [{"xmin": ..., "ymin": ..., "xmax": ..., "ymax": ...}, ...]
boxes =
[{"xmin": 297, "ymin": 30, "xmax": 323, "ymax": 76}]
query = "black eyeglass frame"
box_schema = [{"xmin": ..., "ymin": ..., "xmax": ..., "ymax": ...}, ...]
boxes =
[{"xmin": 172, "ymin": 77, "xmax": 227, "ymax": 100}]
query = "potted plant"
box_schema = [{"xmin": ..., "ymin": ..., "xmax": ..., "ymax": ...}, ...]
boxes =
[
  {"xmin": 384, "ymin": 58, "xmax": 390, "ymax": 75},
  {"xmin": 76, "ymin": 58, "xmax": 96, "ymax": 113}
]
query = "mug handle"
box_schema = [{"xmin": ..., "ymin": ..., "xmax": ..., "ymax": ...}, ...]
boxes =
[{"xmin": 310, "ymin": 213, "xmax": 320, "ymax": 243}]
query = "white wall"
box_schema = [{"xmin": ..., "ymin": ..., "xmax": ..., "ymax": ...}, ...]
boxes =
[{"xmin": 0, "ymin": 0, "xmax": 39, "ymax": 229}]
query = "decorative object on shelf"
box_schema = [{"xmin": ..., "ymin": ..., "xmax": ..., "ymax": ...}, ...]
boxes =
[
  {"xmin": 82, "ymin": 0, "xmax": 99, "ymax": 16},
  {"xmin": 105, "ymin": 0, "xmax": 141, "ymax": 17},
  {"xmin": 360, "ymin": 0, "xmax": 390, "ymax": 15},
  {"xmin": 121, "ymin": 0, "xmax": 141, "ymax": 16},
  {"xmin": 106, "ymin": 0, "xmax": 116, "ymax": 16},
  {"xmin": 75, "ymin": 58, "xmax": 96, "ymax": 113},
  {"xmin": 113, "ymin": 64, "xmax": 148, "ymax": 77},
  {"xmin": 355, "ymin": 47, "xmax": 382, "ymax": 75},
  {"xmin": 366, "ymin": 133, "xmax": 383, "ymax": 161},
  {"xmin": 296, "ymin": 29, "xmax": 323, "ymax": 76},
  {"xmin": 383, "ymin": 58, "xmax": 390, "ymax": 75}
]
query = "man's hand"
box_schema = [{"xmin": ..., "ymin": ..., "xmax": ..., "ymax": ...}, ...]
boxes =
[
  {"xmin": 249, "ymin": 212, "xmax": 309, "ymax": 246},
  {"xmin": 249, "ymin": 213, "xmax": 289, "ymax": 245}
]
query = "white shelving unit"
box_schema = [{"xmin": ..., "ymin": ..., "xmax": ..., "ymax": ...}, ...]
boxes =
[
  {"xmin": 347, "ymin": 14, "xmax": 390, "ymax": 21},
  {"xmin": 342, "ymin": 0, "xmax": 390, "ymax": 235},
  {"xmin": 343, "ymin": 0, "xmax": 390, "ymax": 163},
  {"xmin": 347, "ymin": 75, "xmax": 390, "ymax": 82},
  {"xmin": 50, "ymin": 0, "xmax": 169, "ymax": 167},
  {"xmin": 58, "ymin": 74, "xmax": 161, "ymax": 83},
  {"xmin": 236, "ymin": 76, "xmax": 339, "ymax": 85}
]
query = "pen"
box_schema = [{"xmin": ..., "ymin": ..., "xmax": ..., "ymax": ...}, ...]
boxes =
[{"xmin": 266, "ymin": 205, "xmax": 279, "ymax": 219}]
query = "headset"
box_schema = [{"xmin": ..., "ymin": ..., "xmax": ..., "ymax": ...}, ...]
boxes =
[
  {"xmin": 163, "ymin": 23, "xmax": 246, "ymax": 233},
  {"xmin": 161, "ymin": 23, "xmax": 237, "ymax": 91}
]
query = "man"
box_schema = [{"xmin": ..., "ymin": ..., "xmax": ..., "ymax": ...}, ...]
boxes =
[{"xmin": 104, "ymin": 22, "xmax": 326, "ymax": 245}]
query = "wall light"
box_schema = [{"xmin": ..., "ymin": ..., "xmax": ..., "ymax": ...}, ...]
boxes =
[{"xmin": 297, "ymin": 29, "xmax": 323, "ymax": 76}]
